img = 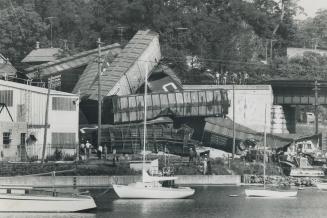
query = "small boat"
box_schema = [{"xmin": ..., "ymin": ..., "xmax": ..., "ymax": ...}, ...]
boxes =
[
  {"xmin": 245, "ymin": 105, "xmax": 297, "ymax": 198},
  {"xmin": 0, "ymin": 186, "xmax": 96, "ymax": 212},
  {"xmin": 113, "ymin": 170, "xmax": 195, "ymax": 199},
  {"xmin": 316, "ymin": 182, "xmax": 327, "ymax": 190},
  {"xmin": 290, "ymin": 168, "xmax": 324, "ymax": 177},
  {"xmin": 245, "ymin": 189, "xmax": 297, "ymax": 198}
]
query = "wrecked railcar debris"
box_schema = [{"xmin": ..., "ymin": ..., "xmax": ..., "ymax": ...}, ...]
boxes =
[
  {"xmin": 109, "ymin": 89, "xmax": 229, "ymax": 123},
  {"xmin": 101, "ymin": 117, "xmax": 198, "ymax": 155}
]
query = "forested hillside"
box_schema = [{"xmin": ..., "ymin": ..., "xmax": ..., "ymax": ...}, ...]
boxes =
[{"xmin": 1, "ymin": 0, "xmax": 326, "ymax": 82}]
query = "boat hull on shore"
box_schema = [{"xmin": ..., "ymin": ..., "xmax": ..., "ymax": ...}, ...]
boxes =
[
  {"xmin": 245, "ymin": 189, "xmax": 297, "ymax": 198},
  {"xmin": 113, "ymin": 183, "xmax": 195, "ymax": 199},
  {"xmin": 0, "ymin": 194, "xmax": 96, "ymax": 212},
  {"xmin": 316, "ymin": 183, "xmax": 327, "ymax": 190}
]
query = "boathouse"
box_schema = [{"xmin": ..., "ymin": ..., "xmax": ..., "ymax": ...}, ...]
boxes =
[{"xmin": 0, "ymin": 79, "xmax": 79, "ymax": 161}]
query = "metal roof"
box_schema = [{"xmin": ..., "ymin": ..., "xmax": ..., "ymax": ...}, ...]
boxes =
[
  {"xmin": 0, "ymin": 63, "xmax": 16, "ymax": 76},
  {"xmin": 0, "ymin": 79, "xmax": 77, "ymax": 96},
  {"xmin": 0, "ymin": 54, "xmax": 17, "ymax": 75},
  {"xmin": 22, "ymin": 48, "xmax": 61, "ymax": 63},
  {"xmin": 72, "ymin": 50, "xmax": 119, "ymax": 98},
  {"xmin": 87, "ymin": 30, "xmax": 161, "ymax": 100},
  {"xmin": 25, "ymin": 43, "xmax": 121, "ymax": 78}
]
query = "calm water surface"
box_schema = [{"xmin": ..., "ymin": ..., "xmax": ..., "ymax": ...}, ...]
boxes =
[{"xmin": 2, "ymin": 186, "xmax": 327, "ymax": 218}]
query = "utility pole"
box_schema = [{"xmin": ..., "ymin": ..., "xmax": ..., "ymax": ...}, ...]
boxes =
[
  {"xmin": 45, "ymin": 17, "xmax": 56, "ymax": 48},
  {"xmin": 41, "ymin": 77, "xmax": 52, "ymax": 164},
  {"xmin": 314, "ymin": 80, "xmax": 320, "ymax": 135},
  {"xmin": 232, "ymin": 81, "xmax": 236, "ymax": 159},
  {"xmin": 97, "ymin": 38, "xmax": 102, "ymax": 151}
]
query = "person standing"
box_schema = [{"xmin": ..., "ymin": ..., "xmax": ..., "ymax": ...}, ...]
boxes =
[
  {"xmin": 232, "ymin": 72, "xmax": 238, "ymax": 84},
  {"xmin": 215, "ymin": 72, "xmax": 220, "ymax": 85},
  {"xmin": 113, "ymin": 148, "xmax": 117, "ymax": 165},
  {"xmin": 85, "ymin": 140, "xmax": 91, "ymax": 159},
  {"xmin": 189, "ymin": 148, "xmax": 194, "ymax": 162},
  {"xmin": 223, "ymin": 71, "xmax": 227, "ymax": 85},
  {"xmin": 104, "ymin": 145, "xmax": 107, "ymax": 160},
  {"xmin": 244, "ymin": 72, "xmax": 249, "ymax": 84},
  {"xmin": 80, "ymin": 141, "xmax": 85, "ymax": 160},
  {"xmin": 203, "ymin": 157, "xmax": 208, "ymax": 175},
  {"xmin": 238, "ymin": 72, "xmax": 242, "ymax": 84},
  {"xmin": 98, "ymin": 144, "xmax": 103, "ymax": 160}
]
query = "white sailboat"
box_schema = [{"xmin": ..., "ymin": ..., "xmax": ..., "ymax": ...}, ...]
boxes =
[
  {"xmin": 0, "ymin": 186, "xmax": 96, "ymax": 212},
  {"xmin": 113, "ymin": 72, "xmax": 195, "ymax": 199},
  {"xmin": 245, "ymin": 106, "xmax": 297, "ymax": 198}
]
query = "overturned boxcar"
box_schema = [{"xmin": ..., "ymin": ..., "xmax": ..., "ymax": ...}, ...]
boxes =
[{"xmin": 110, "ymin": 89, "xmax": 229, "ymax": 123}]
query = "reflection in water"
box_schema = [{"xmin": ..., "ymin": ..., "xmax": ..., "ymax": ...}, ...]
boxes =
[
  {"xmin": 0, "ymin": 213, "xmax": 96, "ymax": 218},
  {"xmin": 114, "ymin": 199, "xmax": 194, "ymax": 216}
]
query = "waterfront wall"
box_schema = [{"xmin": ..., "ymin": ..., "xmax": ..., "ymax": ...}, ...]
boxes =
[
  {"xmin": 0, "ymin": 175, "xmax": 241, "ymax": 187},
  {"xmin": 175, "ymin": 175, "xmax": 241, "ymax": 185}
]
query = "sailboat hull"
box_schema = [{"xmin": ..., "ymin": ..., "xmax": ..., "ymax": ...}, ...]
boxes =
[
  {"xmin": 113, "ymin": 184, "xmax": 195, "ymax": 199},
  {"xmin": 245, "ymin": 189, "xmax": 297, "ymax": 198},
  {"xmin": 0, "ymin": 194, "xmax": 96, "ymax": 212}
]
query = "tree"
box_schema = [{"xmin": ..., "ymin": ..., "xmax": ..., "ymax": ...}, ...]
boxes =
[
  {"xmin": 293, "ymin": 9, "xmax": 327, "ymax": 50},
  {"xmin": 0, "ymin": 0, "xmax": 301, "ymax": 82},
  {"xmin": 0, "ymin": 6, "xmax": 48, "ymax": 68}
]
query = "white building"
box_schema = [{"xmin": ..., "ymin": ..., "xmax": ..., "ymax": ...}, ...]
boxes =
[{"xmin": 0, "ymin": 80, "xmax": 79, "ymax": 160}]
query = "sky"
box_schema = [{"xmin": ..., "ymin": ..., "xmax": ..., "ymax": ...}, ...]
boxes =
[{"xmin": 297, "ymin": 0, "xmax": 327, "ymax": 19}]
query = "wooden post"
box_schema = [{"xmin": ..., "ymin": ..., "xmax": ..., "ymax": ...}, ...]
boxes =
[{"xmin": 314, "ymin": 80, "xmax": 320, "ymax": 135}]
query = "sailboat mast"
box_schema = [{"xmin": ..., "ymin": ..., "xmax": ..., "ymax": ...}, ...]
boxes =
[
  {"xmin": 143, "ymin": 71, "xmax": 148, "ymax": 166},
  {"xmin": 263, "ymin": 105, "xmax": 267, "ymax": 189},
  {"xmin": 97, "ymin": 38, "xmax": 102, "ymax": 153}
]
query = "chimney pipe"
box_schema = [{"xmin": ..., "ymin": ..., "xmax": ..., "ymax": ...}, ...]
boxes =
[{"xmin": 36, "ymin": 41, "xmax": 40, "ymax": 49}]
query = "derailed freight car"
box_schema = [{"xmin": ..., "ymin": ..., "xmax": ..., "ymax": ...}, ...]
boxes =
[
  {"xmin": 101, "ymin": 117, "xmax": 198, "ymax": 155},
  {"xmin": 109, "ymin": 89, "xmax": 229, "ymax": 124}
]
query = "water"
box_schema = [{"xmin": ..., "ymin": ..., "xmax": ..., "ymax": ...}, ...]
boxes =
[{"xmin": 3, "ymin": 186, "xmax": 327, "ymax": 218}]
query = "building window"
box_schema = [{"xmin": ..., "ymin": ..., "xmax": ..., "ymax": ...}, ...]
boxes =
[
  {"xmin": 20, "ymin": 133, "xmax": 26, "ymax": 145},
  {"xmin": 0, "ymin": 90, "xmax": 13, "ymax": 107},
  {"xmin": 52, "ymin": 132, "xmax": 76, "ymax": 149},
  {"xmin": 52, "ymin": 97, "xmax": 76, "ymax": 111},
  {"xmin": 3, "ymin": 132, "xmax": 11, "ymax": 148}
]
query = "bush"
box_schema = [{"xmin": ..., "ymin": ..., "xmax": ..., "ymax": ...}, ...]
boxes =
[
  {"xmin": 63, "ymin": 154, "xmax": 76, "ymax": 161},
  {"xmin": 45, "ymin": 149, "xmax": 63, "ymax": 161}
]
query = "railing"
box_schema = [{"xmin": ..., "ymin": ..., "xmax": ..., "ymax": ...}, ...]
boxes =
[{"xmin": 1, "ymin": 75, "xmax": 47, "ymax": 88}]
